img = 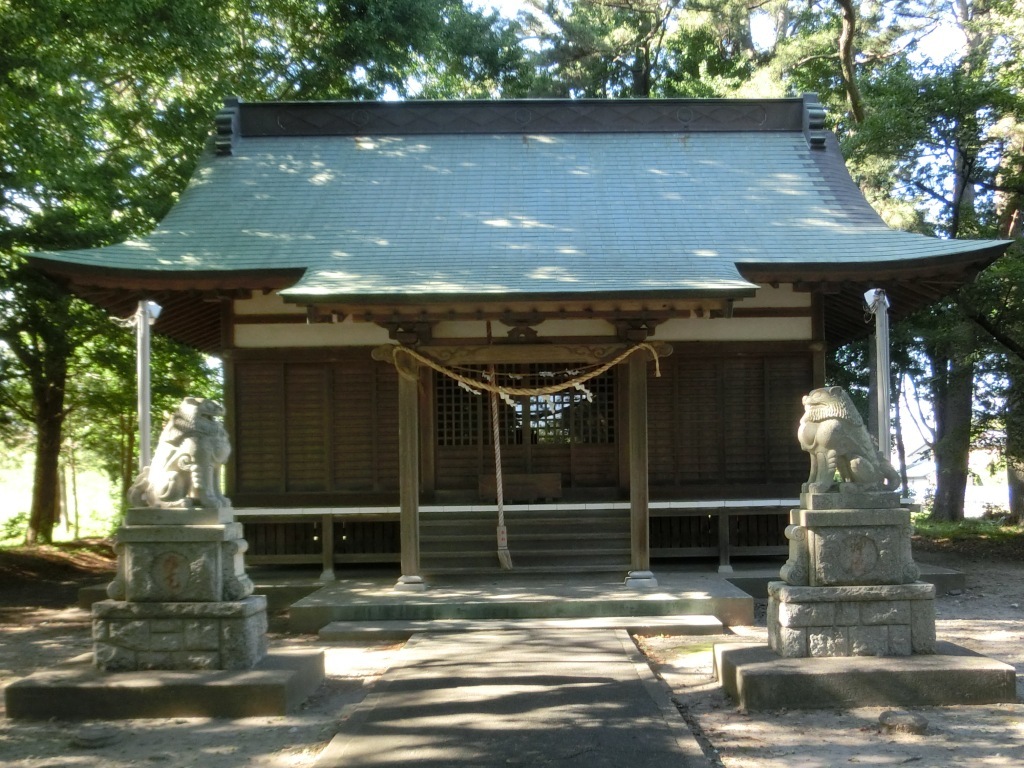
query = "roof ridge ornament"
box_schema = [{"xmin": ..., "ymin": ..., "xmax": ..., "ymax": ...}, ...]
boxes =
[
  {"xmin": 215, "ymin": 96, "xmax": 241, "ymax": 156},
  {"xmin": 802, "ymin": 93, "xmax": 828, "ymax": 150}
]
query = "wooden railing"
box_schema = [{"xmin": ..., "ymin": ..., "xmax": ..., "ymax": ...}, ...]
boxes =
[
  {"xmin": 649, "ymin": 499, "xmax": 796, "ymax": 572},
  {"xmin": 233, "ymin": 498, "xmax": 796, "ymax": 579}
]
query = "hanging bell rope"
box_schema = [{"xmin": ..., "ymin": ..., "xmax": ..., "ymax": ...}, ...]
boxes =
[{"xmin": 489, "ymin": 364, "xmax": 513, "ymax": 569}]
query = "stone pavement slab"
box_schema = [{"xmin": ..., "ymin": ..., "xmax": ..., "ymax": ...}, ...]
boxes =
[
  {"xmin": 315, "ymin": 628, "xmax": 710, "ymax": 767},
  {"xmin": 318, "ymin": 614, "xmax": 723, "ymax": 641}
]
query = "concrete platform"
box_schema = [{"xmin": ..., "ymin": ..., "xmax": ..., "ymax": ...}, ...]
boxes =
[
  {"xmin": 290, "ymin": 567, "xmax": 754, "ymax": 633},
  {"xmin": 5, "ymin": 648, "xmax": 325, "ymax": 720},
  {"xmin": 714, "ymin": 641, "xmax": 1018, "ymax": 711},
  {"xmin": 315, "ymin": 628, "xmax": 709, "ymax": 768},
  {"xmin": 319, "ymin": 614, "xmax": 724, "ymax": 641},
  {"xmin": 79, "ymin": 576, "xmax": 323, "ymax": 613},
  {"xmin": 724, "ymin": 563, "xmax": 965, "ymax": 599}
]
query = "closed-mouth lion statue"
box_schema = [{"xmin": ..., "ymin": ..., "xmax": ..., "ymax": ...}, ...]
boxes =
[
  {"xmin": 128, "ymin": 396, "xmax": 232, "ymax": 509},
  {"xmin": 798, "ymin": 386, "xmax": 900, "ymax": 493}
]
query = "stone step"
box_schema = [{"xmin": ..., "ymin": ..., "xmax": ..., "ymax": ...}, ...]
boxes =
[
  {"xmin": 421, "ymin": 548, "xmax": 631, "ymax": 573},
  {"xmin": 421, "ymin": 531, "xmax": 629, "ymax": 545},
  {"xmin": 290, "ymin": 593, "xmax": 735, "ymax": 631},
  {"xmin": 420, "ymin": 520, "xmax": 629, "ymax": 536},
  {"xmin": 418, "ymin": 563, "xmax": 631, "ymax": 577},
  {"xmin": 318, "ymin": 614, "xmax": 724, "ymax": 641},
  {"xmin": 420, "ymin": 506, "xmax": 630, "ymax": 573}
]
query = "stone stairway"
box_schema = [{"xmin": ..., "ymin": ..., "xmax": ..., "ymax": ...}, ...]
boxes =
[{"xmin": 419, "ymin": 505, "xmax": 632, "ymax": 575}]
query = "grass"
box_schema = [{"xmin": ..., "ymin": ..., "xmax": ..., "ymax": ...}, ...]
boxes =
[
  {"xmin": 912, "ymin": 512, "xmax": 1024, "ymax": 561},
  {"xmin": 912, "ymin": 513, "xmax": 1024, "ymax": 542}
]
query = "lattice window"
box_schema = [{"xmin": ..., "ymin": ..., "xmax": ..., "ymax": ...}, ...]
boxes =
[
  {"xmin": 529, "ymin": 367, "xmax": 614, "ymax": 444},
  {"xmin": 436, "ymin": 372, "xmax": 483, "ymax": 446},
  {"xmin": 435, "ymin": 363, "xmax": 615, "ymax": 446}
]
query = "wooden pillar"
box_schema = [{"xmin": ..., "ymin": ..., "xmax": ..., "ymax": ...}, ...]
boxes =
[
  {"xmin": 625, "ymin": 351, "xmax": 657, "ymax": 589},
  {"xmin": 319, "ymin": 512, "xmax": 335, "ymax": 582},
  {"xmin": 395, "ymin": 362, "xmax": 426, "ymax": 591}
]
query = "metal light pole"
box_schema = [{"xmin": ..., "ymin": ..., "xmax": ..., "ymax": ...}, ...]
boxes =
[
  {"xmin": 864, "ymin": 289, "xmax": 891, "ymax": 461},
  {"xmin": 135, "ymin": 300, "xmax": 162, "ymax": 471}
]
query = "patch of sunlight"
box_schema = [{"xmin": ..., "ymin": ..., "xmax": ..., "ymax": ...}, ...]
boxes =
[
  {"xmin": 483, "ymin": 215, "xmax": 554, "ymax": 230},
  {"xmin": 308, "ymin": 171, "xmax": 335, "ymax": 185},
  {"xmin": 123, "ymin": 240, "xmax": 156, "ymax": 251},
  {"xmin": 529, "ymin": 266, "xmax": 578, "ymax": 282}
]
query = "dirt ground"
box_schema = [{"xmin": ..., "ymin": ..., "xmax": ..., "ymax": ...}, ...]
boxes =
[{"xmin": 0, "ymin": 539, "xmax": 1021, "ymax": 768}]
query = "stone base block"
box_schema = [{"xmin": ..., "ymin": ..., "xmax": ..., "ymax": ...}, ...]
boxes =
[
  {"xmin": 714, "ymin": 642, "xmax": 1017, "ymax": 711},
  {"xmin": 92, "ymin": 596, "xmax": 268, "ymax": 671},
  {"xmin": 5, "ymin": 649, "xmax": 324, "ymax": 720},
  {"xmin": 800, "ymin": 489, "xmax": 900, "ymax": 510},
  {"xmin": 768, "ymin": 581, "xmax": 935, "ymax": 657},
  {"xmin": 783, "ymin": 507, "xmax": 919, "ymax": 587},
  {"xmin": 108, "ymin": 520, "xmax": 253, "ymax": 603}
]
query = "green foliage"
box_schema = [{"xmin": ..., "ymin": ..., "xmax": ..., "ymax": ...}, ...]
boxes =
[
  {"xmin": 1, "ymin": 512, "xmax": 28, "ymax": 544},
  {"xmin": 220, "ymin": 0, "xmax": 531, "ymax": 100},
  {"xmin": 65, "ymin": 323, "xmax": 221, "ymax": 507},
  {"xmin": 0, "ymin": 0, "xmax": 229, "ymax": 541},
  {"xmin": 519, "ymin": 0, "xmax": 757, "ymax": 98}
]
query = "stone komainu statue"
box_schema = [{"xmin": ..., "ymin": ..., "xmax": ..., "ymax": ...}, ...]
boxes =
[
  {"xmin": 128, "ymin": 397, "xmax": 231, "ymax": 509},
  {"xmin": 798, "ymin": 386, "xmax": 900, "ymax": 493}
]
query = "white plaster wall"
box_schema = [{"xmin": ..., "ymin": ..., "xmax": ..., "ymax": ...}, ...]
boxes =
[
  {"xmin": 233, "ymin": 317, "xmax": 391, "ymax": 348},
  {"xmin": 651, "ymin": 316, "xmax": 812, "ymax": 342},
  {"xmin": 736, "ymin": 284, "xmax": 811, "ymax": 309},
  {"xmin": 233, "ymin": 292, "xmax": 306, "ymax": 315}
]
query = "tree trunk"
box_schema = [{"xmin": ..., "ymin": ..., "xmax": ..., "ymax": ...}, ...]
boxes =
[
  {"xmin": 1006, "ymin": 364, "xmax": 1024, "ymax": 524},
  {"xmin": 836, "ymin": 0, "xmax": 866, "ymax": 124},
  {"xmin": 928, "ymin": 323, "xmax": 976, "ymax": 522},
  {"xmin": 26, "ymin": 381, "xmax": 67, "ymax": 544},
  {"xmin": 894, "ymin": 375, "xmax": 910, "ymax": 498}
]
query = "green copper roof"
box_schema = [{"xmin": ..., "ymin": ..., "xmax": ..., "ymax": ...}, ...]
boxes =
[{"xmin": 33, "ymin": 97, "xmax": 1007, "ymax": 305}]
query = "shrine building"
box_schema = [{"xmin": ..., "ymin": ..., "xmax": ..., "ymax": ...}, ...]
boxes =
[{"xmin": 31, "ymin": 96, "xmax": 1010, "ymax": 588}]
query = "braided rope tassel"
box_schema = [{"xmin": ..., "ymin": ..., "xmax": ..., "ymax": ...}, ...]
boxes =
[{"xmin": 489, "ymin": 365, "xmax": 513, "ymax": 569}]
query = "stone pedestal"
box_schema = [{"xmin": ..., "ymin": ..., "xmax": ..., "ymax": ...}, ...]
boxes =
[
  {"xmin": 768, "ymin": 582, "xmax": 936, "ymax": 657},
  {"xmin": 93, "ymin": 596, "xmax": 268, "ymax": 671},
  {"xmin": 769, "ymin": 490, "xmax": 935, "ymax": 658},
  {"xmin": 94, "ymin": 507, "xmax": 266, "ymax": 671}
]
